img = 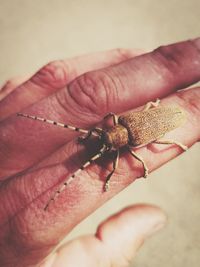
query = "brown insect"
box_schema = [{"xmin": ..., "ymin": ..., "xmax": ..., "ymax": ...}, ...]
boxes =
[{"xmin": 17, "ymin": 99, "xmax": 187, "ymax": 210}]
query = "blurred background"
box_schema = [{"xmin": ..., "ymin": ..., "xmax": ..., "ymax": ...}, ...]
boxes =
[{"xmin": 0, "ymin": 0, "xmax": 199, "ymax": 266}]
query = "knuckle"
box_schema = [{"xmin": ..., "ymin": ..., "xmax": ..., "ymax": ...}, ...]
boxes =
[
  {"xmin": 31, "ymin": 60, "xmax": 69, "ymax": 89},
  {"xmin": 67, "ymin": 70, "xmax": 118, "ymax": 116},
  {"xmin": 154, "ymin": 45, "xmax": 182, "ymax": 75},
  {"xmin": 153, "ymin": 40, "xmax": 200, "ymax": 81}
]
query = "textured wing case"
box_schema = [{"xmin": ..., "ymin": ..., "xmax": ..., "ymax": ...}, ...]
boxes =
[{"xmin": 118, "ymin": 106, "xmax": 186, "ymax": 146}]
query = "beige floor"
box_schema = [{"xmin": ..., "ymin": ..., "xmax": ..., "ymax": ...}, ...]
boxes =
[{"xmin": 0, "ymin": 1, "xmax": 200, "ymax": 266}]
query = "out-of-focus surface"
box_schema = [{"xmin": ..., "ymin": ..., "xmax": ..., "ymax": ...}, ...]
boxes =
[{"xmin": 0, "ymin": 1, "xmax": 199, "ymax": 266}]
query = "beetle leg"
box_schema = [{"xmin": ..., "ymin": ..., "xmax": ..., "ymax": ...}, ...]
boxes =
[
  {"xmin": 104, "ymin": 150, "xmax": 119, "ymax": 191},
  {"xmin": 154, "ymin": 139, "xmax": 188, "ymax": 151},
  {"xmin": 104, "ymin": 112, "xmax": 118, "ymax": 125},
  {"xmin": 128, "ymin": 148, "xmax": 149, "ymax": 178},
  {"xmin": 78, "ymin": 127, "xmax": 103, "ymax": 142},
  {"xmin": 143, "ymin": 98, "xmax": 160, "ymax": 111}
]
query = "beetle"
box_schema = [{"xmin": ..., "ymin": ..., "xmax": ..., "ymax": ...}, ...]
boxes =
[{"xmin": 17, "ymin": 99, "xmax": 187, "ymax": 210}]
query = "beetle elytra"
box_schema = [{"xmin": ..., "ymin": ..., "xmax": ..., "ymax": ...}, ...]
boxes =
[{"xmin": 17, "ymin": 99, "xmax": 187, "ymax": 210}]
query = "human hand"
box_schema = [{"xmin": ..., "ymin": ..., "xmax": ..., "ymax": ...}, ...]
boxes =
[{"xmin": 0, "ymin": 39, "xmax": 200, "ymax": 267}]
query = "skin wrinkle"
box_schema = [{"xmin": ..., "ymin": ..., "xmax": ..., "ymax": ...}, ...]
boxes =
[
  {"xmin": 31, "ymin": 149, "xmax": 89, "ymax": 206},
  {"xmin": 55, "ymin": 86, "xmax": 81, "ymax": 123},
  {"xmin": 67, "ymin": 80, "xmax": 96, "ymax": 118},
  {"xmin": 100, "ymin": 69, "xmax": 121, "ymax": 113},
  {"xmin": 90, "ymin": 70, "xmax": 109, "ymax": 115},
  {"xmin": 0, "ymin": 163, "xmax": 59, "ymax": 226},
  {"xmin": 60, "ymin": 72, "xmax": 108, "ymax": 125},
  {"xmin": 31, "ymin": 61, "xmax": 69, "ymax": 90},
  {"xmin": 0, "ymin": 189, "xmax": 31, "ymax": 228},
  {"xmin": 54, "ymin": 91, "xmax": 71, "ymax": 118},
  {"xmin": 76, "ymin": 74, "xmax": 99, "ymax": 112},
  {"xmin": 61, "ymin": 84, "xmax": 100, "ymax": 127},
  {"xmin": 101, "ymin": 69, "xmax": 126, "ymax": 114},
  {"xmin": 76, "ymin": 72, "xmax": 108, "ymax": 115},
  {"xmin": 67, "ymin": 73, "xmax": 101, "ymax": 119},
  {"xmin": 2, "ymin": 151, "xmax": 104, "ymax": 229}
]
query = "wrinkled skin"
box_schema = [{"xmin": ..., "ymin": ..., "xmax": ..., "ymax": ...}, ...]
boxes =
[{"xmin": 0, "ymin": 39, "xmax": 200, "ymax": 267}]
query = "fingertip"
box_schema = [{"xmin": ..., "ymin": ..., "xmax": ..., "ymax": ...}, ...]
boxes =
[
  {"xmin": 93, "ymin": 204, "xmax": 167, "ymax": 267},
  {"xmin": 96, "ymin": 204, "xmax": 167, "ymax": 244}
]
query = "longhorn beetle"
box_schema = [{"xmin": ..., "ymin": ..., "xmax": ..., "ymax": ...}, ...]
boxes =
[{"xmin": 17, "ymin": 99, "xmax": 187, "ymax": 210}]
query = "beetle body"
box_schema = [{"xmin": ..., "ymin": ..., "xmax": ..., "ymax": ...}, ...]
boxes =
[{"xmin": 103, "ymin": 105, "xmax": 186, "ymax": 149}]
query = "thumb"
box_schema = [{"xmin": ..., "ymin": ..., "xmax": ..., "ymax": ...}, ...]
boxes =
[{"xmin": 40, "ymin": 204, "xmax": 167, "ymax": 267}]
